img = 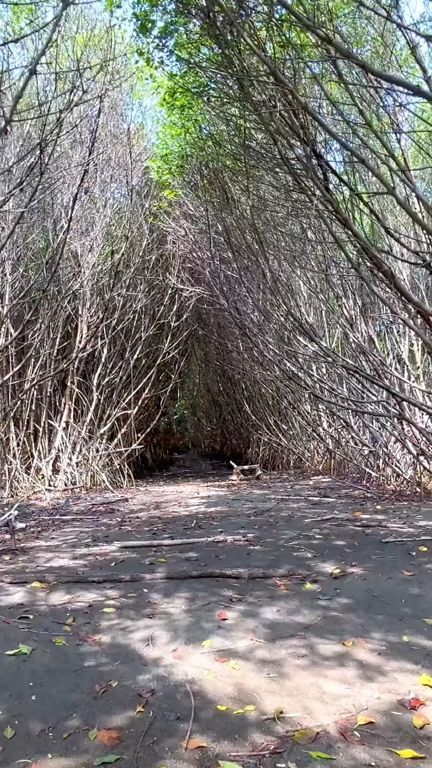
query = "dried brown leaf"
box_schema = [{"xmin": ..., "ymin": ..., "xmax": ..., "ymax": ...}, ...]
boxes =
[{"xmin": 96, "ymin": 729, "xmax": 123, "ymax": 746}]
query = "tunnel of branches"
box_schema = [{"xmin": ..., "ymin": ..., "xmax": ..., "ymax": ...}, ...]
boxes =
[{"xmin": 2, "ymin": 0, "xmax": 432, "ymax": 496}]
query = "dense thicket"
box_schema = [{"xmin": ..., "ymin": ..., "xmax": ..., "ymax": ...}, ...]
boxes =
[
  {"xmin": 134, "ymin": 0, "xmax": 432, "ymax": 488},
  {"xmin": 0, "ymin": 2, "xmax": 195, "ymax": 494},
  {"xmin": 3, "ymin": 0, "xmax": 432, "ymax": 495}
]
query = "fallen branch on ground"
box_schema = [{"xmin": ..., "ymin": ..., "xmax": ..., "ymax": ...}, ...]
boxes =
[
  {"xmin": 1, "ymin": 568, "xmax": 309, "ymax": 585},
  {"xmin": 86, "ymin": 496, "xmax": 129, "ymax": 506},
  {"xmin": 381, "ymin": 535, "xmax": 432, "ymax": 543},
  {"xmin": 114, "ymin": 534, "xmax": 254, "ymax": 548}
]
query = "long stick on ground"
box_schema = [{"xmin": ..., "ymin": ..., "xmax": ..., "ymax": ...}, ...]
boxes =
[
  {"xmin": 2, "ymin": 568, "xmax": 309, "ymax": 585},
  {"xmin": 381, "ymin": 535, "xmax": 432, "ymax": 543},
  {"xmin": 114, "ymin": 534, "xmax": 255, "ymax": 548},
  {"xmin": 184, "ymin": 683, "xmax": 195, "ymax": 751}
]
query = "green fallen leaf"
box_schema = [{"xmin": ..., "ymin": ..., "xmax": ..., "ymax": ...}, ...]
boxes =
[
  {"xmin": 101, "ymin": 607, "xmax": 117, "ymax": 614},
  {"xmin": 201, "ymin": 639, "xmax": 213, "ymax": 648},
  {"xmin": 303, "ymin": 582, "xmax": 320, "ymax": 591},
  {"xmin": 422, "ymin": 619, "xmax": 432, "ymax": 625},
  {"xmin": 93, "ymin": 756, "xmax": 124, "ymax": 765},
  {"xmin": 52, "ymin": 637, "xmax": 68, "ymax": 646},
  {"xmin": 3, "ymin": 726, "xmax": 16, "ymax": 740},
  {"xmin": 218, "ymin": 762, "xmax": 244, "ymax": 768},
  {"xmin": 88, "ymin": 729, "xmax": 98, "ymax": 741},
  {"xmin": 307, "ymin": 752, "xmax": 336, "ymax": 760},
  {"xmin": 5, "ymin": 643, "xmax": 32, "ymax": 656}
]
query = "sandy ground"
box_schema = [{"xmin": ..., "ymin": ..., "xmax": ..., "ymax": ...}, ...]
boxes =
[{"xmin": 1, "ymin": 458, "xmax": 432, "ymax": 768}]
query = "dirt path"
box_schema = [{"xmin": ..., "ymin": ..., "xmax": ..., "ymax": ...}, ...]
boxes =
[{"xmin": 1, "ymin": 464, "xmax": 432, "ymax": 768}]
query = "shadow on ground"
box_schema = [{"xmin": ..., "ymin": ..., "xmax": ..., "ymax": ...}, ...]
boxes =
[{"xmin": 1, "ymin": 465, "xmax": 432, "ymax": 768}]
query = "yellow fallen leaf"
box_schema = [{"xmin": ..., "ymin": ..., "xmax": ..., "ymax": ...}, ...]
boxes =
[
  {"xmin": 303, "ymin": 582, "xmax": 320, "ymax": 591},
  {"xmin": 216, "ymin": 705, "xmax": 230, "ymax": 711},
  {"xmin": 422, "ymin": 618, "xmax": 432, "ymax": 625},
  {"xmin": 419, "ymin": 546, "xmax": 428, "ymax": 552},
  {"xmin": 343, "ymin": 639, "xmax": 354, "ymax": 647},
  {"xmin": 52, "ymin": 636, "xmax": 68, "ymax": 646},
  {"xmin": 356, "ymin": 714, "xmax": 376, "ymax": 726},
  {"xmin": 3, "ymin": 725, "xmax": 16, "ymax": 739},
  {"xmin": 65, "ymin": 616, "xmax": 75, "ymax": 625},
  {"xmin": 413, "ymin": 713, "xmax": 430, "ymax": 729},
  {"xmin": 243, "ymin": 705, "xmax": 256, "ymax": 712},
  {"xmin": 30, "ymin": 581, "xmax": 48, "ymax": 589},
  {"xmin": 234, "ymin": 709, "xmax": 245, "ymax": 715},
  {"xmin": 228, "ymin": 660, "xmax": 241, "ymax": 671},
  {"xmin": 272, "ymin": 707, "xmax": 284, "ymax": 719},
  {"xmin": 402, "ymin": 635, "xmax": 411, "ymax": 642},
  {"xmin": 135, "ymin": 704, "xmax": 146, "ymax": 714},
  {"xmin": 292, "ymin": 728, "xmax": 319, "ymax": 744},
  {"xmin": 419, "ymin": 673, "xmax": 432, "ymax": 687},
  {"xmin": 330, "ymin": 567, "xmax": 348, "ymax": 579},
  {"xmin": 101, "ymin": 607, "xmax": 116, "ymax": 614},
  {"xmin": 184, "ymin": 738, "xmax": 207, "ymax": 750},
  {"xmin": 155, "ymin": 558, "xmax": 167, "ymax": 563},
  {"xmin": 201, "ymin": 639, "xmax": 213, "ymax": 648},
  {"xmin": 389, "ymin": 749, "xmax": 425, "ymax": 759}
]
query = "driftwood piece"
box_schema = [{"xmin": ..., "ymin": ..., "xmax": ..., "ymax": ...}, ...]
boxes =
[
  {"xmin": 382, "ymin": 534, "xmax": 432, "ymax": 543},
  {"xmin": 230, "ymin": 460, "xmax": 262, "ymax": 480},
  {"xmin": 114, "ymin": 534, "xmax": 254, "ymax": 549},
  {"xmin": 2, "ymin": 568, "xmax": 308, "ymax": 585}
]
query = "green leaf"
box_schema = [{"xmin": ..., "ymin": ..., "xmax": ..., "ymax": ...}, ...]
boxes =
[
  {"xmin": 88, "ymin": 729, "xmax": 98, "ymax": 741},
  {"xmin": 5, "ymin": 643, "xmax": 32, "ymax": 656},
  {"xmin": 93, "ymin": 755, "xmax": 124, "ymax": 765},
  {"xmin": 3, "ymin": 725, "xmax": 16, "ymax": 739},
  {"xmin": 218, "ymin": 762, "xmax": 244, "ymax": 768},
  {"xmin": 52, "ymin": 637, "xmax": 68, "ymax": 646},
  {"xmin": 307, "ymin": 752, "xmax": 336, "ymax": 760}
]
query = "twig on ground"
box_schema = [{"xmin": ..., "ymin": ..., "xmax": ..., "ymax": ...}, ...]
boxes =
[
  {"xmin": 0, "ymin": 615, "xmax": 77, "ymax": 636},
  {"xmin": 304, "ymin": 514, "xmax": 340, "ymax": 523},
  {"xmin": 87, "ymin": 497, "xmax": 129, "ymax": 507},
  {"xmin": 184, "ymin": 683, "xmax": 195, "ymax": 751},
  {"xmin": 134, "ymin": 712, "xmax": 155, "ymax": 768},
  {"xmin": 114, "ymin": 534, "xmax": 254, "ymax": 548},
  {"xmin": 226, "ymin": 747, "xmax": 285, "ymax": 757},
  {"xmin": 2, "ymin": 568, "xmax": 309, "ymax": 585},
  {"xmin": 381, "ymin": 535, "xmax": 432, "ymax": 543}
]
